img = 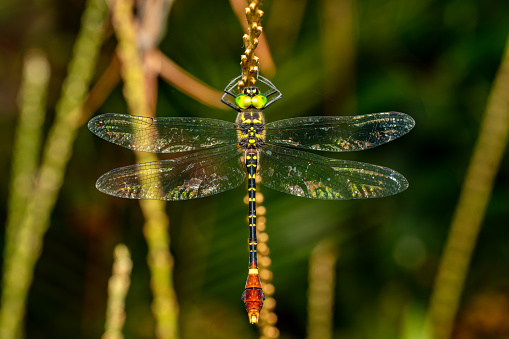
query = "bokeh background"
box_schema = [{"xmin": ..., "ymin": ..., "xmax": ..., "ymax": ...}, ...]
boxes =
[{"xmin": 1, "ymin": 0, "xmax": 509, "ymax": 338}]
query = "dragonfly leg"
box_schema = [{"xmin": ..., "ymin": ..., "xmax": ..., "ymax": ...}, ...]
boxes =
[
  {"xmin": 257, "ymin": 75, "xmax": 282, "ymax": 108},
  {"xmin": 242, "ymin": 150, "xmax": 265, "ymax": 324},
  {"xmin": 221, "ymin": 75, "xmax": 243, "ymax": 111}
]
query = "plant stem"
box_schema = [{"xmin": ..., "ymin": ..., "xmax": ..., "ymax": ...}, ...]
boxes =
[
  {"xmin": 5, "ymin": 50, "xmax": 49, "ymax": 261},
  {"xmin": 102, "ymin": 244, "xmax": 133, "ymax": 339},
  {"xmin": 0, "ymin": 0, "xmax": 107, "ymax": 337},
  {"xmin": 426, "ymin": 31, "xmax": 509, "ymax": 339},
  {"xmin": 306, "ymin": 241, "xmax": 339, "ymax": 339},
  {"xmin": 110, "ymin": 0, "xmax": 179, "ymax": 338},
  {"xmin": 239, "ymin": 0, "xmax": 264, "ymax": 90}
]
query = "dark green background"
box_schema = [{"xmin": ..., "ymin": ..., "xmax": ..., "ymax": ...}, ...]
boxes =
[{"xmin": 1, "ymin": 0, "xmax": 508, "ymax": 338}]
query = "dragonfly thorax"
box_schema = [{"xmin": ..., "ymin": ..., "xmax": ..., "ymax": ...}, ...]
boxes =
[{"xmin": 237, "ymin": 110, "xmax": 265, "ymax": 150}]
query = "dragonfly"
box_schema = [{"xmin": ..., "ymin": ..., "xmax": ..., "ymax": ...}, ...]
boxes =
[{"xmin": 88, "ymin": 73, "xmax": 415, "ymax": 324}]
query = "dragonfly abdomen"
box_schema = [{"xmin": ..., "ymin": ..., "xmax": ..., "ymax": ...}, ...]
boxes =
[
  {"xmin": 246, "ymin": 151, "xmax": 258, "ymax": 268},
  {"xmin": 242, "ymin": 150, "xmax": 265, "ymax": 324}
]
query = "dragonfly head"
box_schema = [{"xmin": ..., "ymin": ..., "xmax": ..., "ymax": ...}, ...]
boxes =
[{"xmin": 236, "ymin": 87, "xmax": 267, "ymax": 110}]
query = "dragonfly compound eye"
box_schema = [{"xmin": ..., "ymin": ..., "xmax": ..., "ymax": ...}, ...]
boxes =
[
  {"xmin": 251, "ymin": 94, "xmax": 267, "ymax": 109},
  {"xmin": 236, "ymin": 94, "xmax": 252, "ymax": 109}
]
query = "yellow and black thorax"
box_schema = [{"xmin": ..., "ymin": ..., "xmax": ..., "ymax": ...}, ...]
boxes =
[{"xmin": 235, "ymin": 86, "xmax": 267, "ymax": 151}]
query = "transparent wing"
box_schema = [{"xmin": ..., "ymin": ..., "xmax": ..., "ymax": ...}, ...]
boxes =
[
  {"xmin": 259, "ymin": 144, "xmax": 408, "ymax": 200},
  {"xmin": 88, "ymin": 113, "xmax": 238, "ymax": 153},
  {"xmin": 265, "ymin": 112, "xmax": 414, "ymax": 152},
  {"xmin": 96, "ymin": 145, "xmax": 245, "ymax": 201}
]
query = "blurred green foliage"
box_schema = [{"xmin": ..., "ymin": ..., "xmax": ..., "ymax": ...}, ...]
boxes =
[{"xmin": 1, "ymin": 0, "xmax": 509, "ymax": 338}]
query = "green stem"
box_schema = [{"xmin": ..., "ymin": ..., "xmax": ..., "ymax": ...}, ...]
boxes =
[
  {"xmin": 111, "ymin": 0, "xmax": 179, "ymax": 338},
  {"xmin": 426, "ymin": 31, "xmax": 509, "ymax": 339},
  {"xmin": 103, "ymin": 244, "xmax": 133, "ymax": 339},
  {"xmin": 0, "ymin": 0, "xmax": 107, "ymax": 337},
  {"xmin": 5, "ymin": 50, "xmax": 49, "ymax": 261},
  {"xmin": 306, "ymin": 240, "xmax": 339, "ymax": 339}
]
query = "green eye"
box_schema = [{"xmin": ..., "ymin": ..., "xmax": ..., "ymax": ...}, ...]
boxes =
[
  {"xmin": 236, "ymin": 94, "xmax": 251, "ymax": 109},
  {"xmin": 251, "ymin": 94, "xmax": 267, "ymax": 109}
]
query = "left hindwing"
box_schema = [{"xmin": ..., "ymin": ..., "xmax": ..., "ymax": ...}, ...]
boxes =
[{"xmin": 95, "ymin": 145, "xmax": 244, "ymax": 201}]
